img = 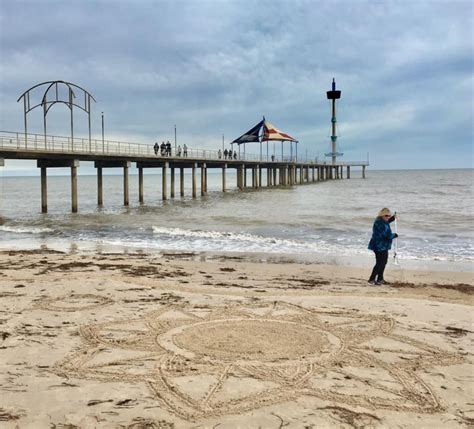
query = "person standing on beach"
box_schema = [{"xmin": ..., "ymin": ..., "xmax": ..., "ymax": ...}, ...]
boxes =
[{"xmin": 368, "ymin": 208, "xmax": 398, "ymax": 285}]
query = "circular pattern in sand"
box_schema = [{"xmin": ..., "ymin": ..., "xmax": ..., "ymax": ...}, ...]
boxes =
[
  {"xmin": 173, "ymin": 319, "xmax": 331, "ymax": 361},
  {"xmin": 54, "ymin": 301, "xmax": 463, "ymax": 421},
  {"xmin": 34, "ymin": 293, "xmax": 114, "ymax": 312}
]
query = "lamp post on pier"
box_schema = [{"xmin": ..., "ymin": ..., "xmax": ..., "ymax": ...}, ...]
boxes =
[
  {"xmin": 101, "ymin": 112, "xmax": 105, "ymax": 153},
  {"xmin": 174, "ymin": 125, "xmax": 177, "ymax": 154}
]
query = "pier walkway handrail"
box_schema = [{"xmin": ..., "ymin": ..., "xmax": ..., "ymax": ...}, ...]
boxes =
[{"xmin": 0, "ymin": 130, "xmax": 369, "ymax": 166}]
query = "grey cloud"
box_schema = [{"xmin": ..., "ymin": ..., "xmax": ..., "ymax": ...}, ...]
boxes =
[{"xmin": 0, "ymin": 0, "xmax": 472, "ymax": 173}]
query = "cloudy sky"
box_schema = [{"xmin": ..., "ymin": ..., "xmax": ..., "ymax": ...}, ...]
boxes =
[{"xmin": 0, "ymin": 0, "xmax": 472, "ymax": 174}]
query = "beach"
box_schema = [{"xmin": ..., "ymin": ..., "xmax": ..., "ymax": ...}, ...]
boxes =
[
  {"xmin": 1, "ymin": 249, "xmax": 472, "ymax": 428},
  {"xmin": 1, "ymin": 0, "xmax": 473, "ymax": 425}
]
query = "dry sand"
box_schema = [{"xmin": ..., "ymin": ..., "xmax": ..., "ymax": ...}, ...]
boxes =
[{"xmin": 0, "ymin": 249, "xmax": 472, "ymax": 428}]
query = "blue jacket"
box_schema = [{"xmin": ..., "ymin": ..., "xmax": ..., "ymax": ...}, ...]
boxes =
[{"xmin": 368, "ymin": 217, "xmax": 396, "ymax": 252}]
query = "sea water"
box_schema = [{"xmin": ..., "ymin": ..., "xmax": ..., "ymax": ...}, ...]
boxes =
[{"xmin": 0, "ymin": 169, "xmax": 472, "ymax": 270}]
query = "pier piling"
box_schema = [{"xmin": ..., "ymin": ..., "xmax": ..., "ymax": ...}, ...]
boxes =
[
  {"xmin": 192, "ymin": 163, "xmax": 197, "ymax": 198},
  {"xmin": 71, "ymin": 165, "xmax": 78, "ymax": 212},
  {"xmin": 170, "ymin": 167, "xmax": 175, "ymax": 198},
  {"xmin": 162, "ymin": 162, "xmax": 168, "ymax": 200},
  {"xmin": 201, "ymin": 164, "xmax": 206, "ymax": 196},
  {"xmin": 138, "ymin": 167, "xmax": 144, "ymax": 204},
  {"xmin": 180, "ymin": 167, "xmax": 184, "ymax": 197},
  {"xmin": 222, "ymin": 164, "xmax": 226, "ymax": 192},
  {"xmin": 97, "ymin": 167, "xmax": 103, "ymax": 206},
  {"xmin": 123, "ymin": 165, "xmax": 129, "ymax": 206},
  {"xmin": 41, "ymin": 167, "xmax": 47, "ymax": 213}
]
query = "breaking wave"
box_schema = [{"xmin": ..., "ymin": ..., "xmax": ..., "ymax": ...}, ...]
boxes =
[{"xmin": 0, "ymin": 225, "xmax": 54, "ymax": 234}]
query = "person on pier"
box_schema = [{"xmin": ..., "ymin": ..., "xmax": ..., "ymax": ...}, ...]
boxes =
[
  {"xmin": 177, "ymin": 145, "xmax": 182, "ymax": 157},
  {"xmin": 183, "ymin": 144, "xmax": 188, "ymax": 157},
  {"xmin": 233, "ymin": 151, "xmax": 237, "ymax": 160},
  {"xmin": 218, "ymin": 149, "xmax": 222, "ymax": 159},
  {"xmin": 153, "ymin": 142, "xmax": 159, "ymax": 156},
  {"xmin": 224, "ymin": 149, "xmax": 228, "ymax": 159},
  {"xmin": 166, "ymin": 141, "xmax": 172, "ymax": 156},
  {"xmin": 368, "ymin": 208, "xmax": 398, "ymax": 285},
  {"xmin": 160, "ymin": 142, "xmax": 166, "ymax": 156}
]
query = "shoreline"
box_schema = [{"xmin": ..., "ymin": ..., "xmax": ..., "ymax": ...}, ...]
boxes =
[{"xmin": 0, "ymin": 240, "xmax": 472, "ymax": 273}]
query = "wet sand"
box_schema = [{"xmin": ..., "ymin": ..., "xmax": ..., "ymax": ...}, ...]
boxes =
[{"xmin": 0, "ymin": 250, "xmax": 472, "ymax": 428}]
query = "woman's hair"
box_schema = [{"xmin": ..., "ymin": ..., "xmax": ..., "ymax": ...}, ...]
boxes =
[{"xmin": 378, "ymin": 207, "xmax": 392, "ymax": 217}]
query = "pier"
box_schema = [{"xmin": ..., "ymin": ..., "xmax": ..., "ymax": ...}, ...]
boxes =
[{"xmin": 0, "ymin": 130, "xmax": 368, "ymax": 213}]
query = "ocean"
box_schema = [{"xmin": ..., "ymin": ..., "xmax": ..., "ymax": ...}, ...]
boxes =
[{"xmin": 0, "ymin": 169, "xmax": 472, "ymax": 270}]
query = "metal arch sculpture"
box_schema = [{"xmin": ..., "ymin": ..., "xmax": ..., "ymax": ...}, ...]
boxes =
[{"xmin": 17, "ymin": 80, "xmax": 96, "ymax": 150}]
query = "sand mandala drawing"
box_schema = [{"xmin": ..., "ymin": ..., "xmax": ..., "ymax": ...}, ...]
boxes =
[
  {"xmin": 53, "ymin": 301, "xmax": 463, "ymax": 421},
  {"xmin": 34, "ymin": 294, "xmax": 114, "ymax": 312}
]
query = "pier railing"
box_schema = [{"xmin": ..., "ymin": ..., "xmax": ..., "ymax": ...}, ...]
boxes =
[{"xmin": 0, "ymin": 130, "xmax": 369, "ymax": 166}]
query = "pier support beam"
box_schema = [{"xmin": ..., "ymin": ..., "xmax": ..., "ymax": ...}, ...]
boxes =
[
  {"xmin": 0, "ymin": 159, "xmax": 4, "ymax": 167},
  {"xmin": 222, "ymin": 164, "xmax": 227, "ymax": 192},
  {"xmin": 38, "ymin": 159, "xmax": 80, "ymax": 213},
  {"xmin": 71, "ymin": 165, "xmax": 78, "ymax": 212},
  {"xmin": 273, "ymin": 168, "xmax": 277, "ymax": 186},
  {"xmin": 41, "ymin": 167, "xmax": 47, "ymax": 213},
  {"xmin": 162, "ymin": 162, "xmax": 168, "ymax": 200},
  {"xmin": 362, "ymin": 165, "xmax": 366, "ymax": 179},
  {"xmin": 138, "ymin": 167, "xmax": 144, "ymax": 204},
  {"xmin": 258, "ymin": 166, "xmax": 262, "ymax": 188},
  {"xmin": 244, "ymin": 167, "xmax": 247, "ymax": 188},
  {"xmin": 180, "ymin": 167, "xmax": 184, "ymax": 197},
  {"xmin": 97, "ymin": 167, "xmax": 103, "ymax": 206},
  {"xmin": 192, "ymin": 163, "xmax": 197, "ymax": 198},
  {"xmin": 123, "ymin": 165, "xmax": 129, "ymax": 206},
  {"xmin": 201, "ymin": 163, "xmax": 206, "ymax": 196},
  {"xmin": 170, "ymin": 167, "xmax": 175, "ymax": 198},
  {"xmin": 347, "ymin": 166, "xmax": 351, "ymax": 179},
  {"xmin": 312, "ymin": 166, "xmax": 315, "ymax": 182},
  {"xmin": 94, "ymin": 161, "xmax": 131, "ymax": 207}
]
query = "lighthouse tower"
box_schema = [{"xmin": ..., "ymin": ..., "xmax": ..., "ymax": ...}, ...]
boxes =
[{"xmin": 325, "ymin": 78, "xmax": 343, "ymax": 164}]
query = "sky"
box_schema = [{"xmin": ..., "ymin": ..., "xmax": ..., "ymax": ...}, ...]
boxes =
[{"xmin": 0, "ymin": 0, "xmax": 473, "ymax": 175}]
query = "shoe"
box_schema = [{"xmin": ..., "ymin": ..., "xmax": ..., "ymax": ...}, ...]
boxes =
[
  {"xmin": 367, "ymin": 279, "xmax": 376, "ymax": 285},
  {"xmin": 377, "ymin": 280, "xmax": 389, "ymax": 285}
]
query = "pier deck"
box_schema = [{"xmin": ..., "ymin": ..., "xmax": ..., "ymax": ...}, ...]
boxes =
[{"xmin": 0, "ymin": 130, "xmax": 369, "ymax": 213}]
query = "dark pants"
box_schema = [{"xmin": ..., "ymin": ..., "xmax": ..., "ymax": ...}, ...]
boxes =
[{"xmin": 369, "ymin": 250, "xmax": 388, "ymax": 281}]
